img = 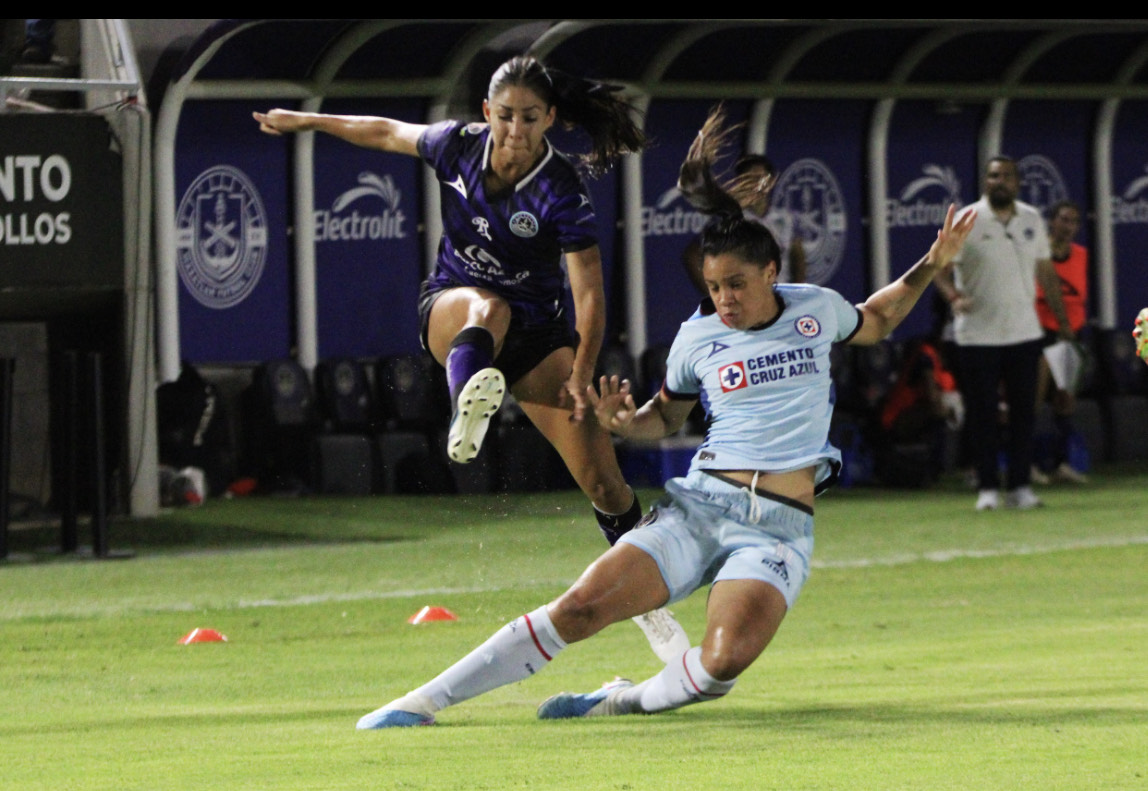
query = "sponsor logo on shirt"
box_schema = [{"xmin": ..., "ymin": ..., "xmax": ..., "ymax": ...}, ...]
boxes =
[{"xmin": 718, "ymin": 361, "xmax": 748, "ymax": 392}]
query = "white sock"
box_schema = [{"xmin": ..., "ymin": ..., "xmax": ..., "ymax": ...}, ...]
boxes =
[
  {"xmin": 615, "ymin": 646, "xmax": 736, "ymax": 714},
  {"xmin": 394, "ymin": 606, "xmax": 566, "ymax": 714}
]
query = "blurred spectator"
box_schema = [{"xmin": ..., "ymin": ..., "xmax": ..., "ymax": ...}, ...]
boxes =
[{"xmin": 1033, "ymin": 200, "xmax": 1089, "ymax": 484}]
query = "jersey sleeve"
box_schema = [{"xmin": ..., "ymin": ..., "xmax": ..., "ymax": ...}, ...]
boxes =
[
  {"xmin": 416, "ymin": 119, "xmax": 464, "ymax": 177},
  {"xmin": 662, "ymin": 326, "xmax": 702, "ymax": 398},
  {"xmin": 547, "ymin": 171, "xmax": 598, "ymax": 253},
  {"xmin": 825, "ymin": 287, "xmax": 863, "ymax": 342}
]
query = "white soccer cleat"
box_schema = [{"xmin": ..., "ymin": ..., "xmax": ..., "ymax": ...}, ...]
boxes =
[
  {"xmin": 1054, "ymin": 462, "xmax": 1088, "ymax": 484},
  {"xmin": 975, "ymin": 489, "xmax": 999, "ymax": 511},
  {"xmin": 537, "ymin": 678, "xmax": 634, "ymax": 719},
  {"xmin": 1006, "ymin": 486, "xmax": 1043, "ymax": 510},
  {"xmin": 447, "ymin": 368, "xmax": 505, "ymax": 464},
  {"xmin": 633, "ymin": 608, "xmax": 690, "ymax": 664}
]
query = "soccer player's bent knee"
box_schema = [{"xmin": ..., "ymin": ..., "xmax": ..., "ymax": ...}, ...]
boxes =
[
  {"xmin": 701, "ymin": 645, "xmax": 755, "ymax": 682},
  {"xmin": 548, "ymin": 594, "xmax": 610, "ymax": 643},
  {"xmin": 468, "ymin": 296, "xmax": 511, "ymax": 331}
]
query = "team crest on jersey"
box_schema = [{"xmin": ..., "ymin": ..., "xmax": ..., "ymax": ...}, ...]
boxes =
[
  {"xmin": 509, "ymin": 211, "xmax": 539, "ymax": 238},
  {"xmin": 718, "ymin": 361, "xmax": 748, "ymax": 392},
  {"xmin": 794, "ymin": 315, "xmax": 821, "ymax": 338},
  {"xmin": 176, "ymin": 164, "xmax": 268, "ymax": 309}
]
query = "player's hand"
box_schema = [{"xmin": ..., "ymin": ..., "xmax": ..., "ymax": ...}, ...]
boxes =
[
  {"xmin": 586, "ymin": 375, "xmax": 637, "ymax": 434},
  {"xmin": 927, "ymin": 204, "xmax": 975, "ymax": 270},
  {"xmin": 950, "ymin": 292, "xmax": 973, "ymax": 315},
  {"xmin": 253, "ymin": 109, "xmax": 309, "ymax": 136},
  {"xmin": 560, "ymin": 371, "xmax": 592, "ymax": 422},
  {"xmin": 1134, "ymin": 307, "xmax": 1148, "ymax": 364}
]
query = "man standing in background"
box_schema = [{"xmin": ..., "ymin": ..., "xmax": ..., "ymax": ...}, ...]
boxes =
[{"xmin": 934, "ymin": 156, "xmax": 1073, "ymax": 511}]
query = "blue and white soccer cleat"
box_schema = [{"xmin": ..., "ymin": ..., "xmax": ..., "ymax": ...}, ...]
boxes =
[
  {"xmin": 447, "ymin": 368, "xmax": 505, "ymax": 464},
  {"xmin": 537, "ymin": 678, "xmax": 633, "ymax": 720},
  {"xmin": 356, "ymin": 694, "xmax": 436, "ymax": 729}
]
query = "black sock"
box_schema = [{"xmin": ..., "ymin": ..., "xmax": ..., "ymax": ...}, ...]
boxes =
[{"xmin": 594, "ymin": 492, "xmax": 642, "ymax": 546}]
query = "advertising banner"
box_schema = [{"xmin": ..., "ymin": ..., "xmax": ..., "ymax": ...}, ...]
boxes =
[
  {"xmin": 764, "ymin": 100, "xmax": 869, "ymax": 304},
  {"xmin": 174, "ymin": 101, "xmax": 290, "ymax": 363},
  {"xmin": 313, "ymin": 99, "xmax": 425, "ymax": 359},
  {"xmin": 641, "ymin": 100, "xmax": 749, "ymax": 348},
  {"xmin": 885, "ymin": 101, "xmax": 982, "ymax": 340},
  {"xmin": 0, "ymin": 113, "xmax": 122, "ymax": 296},
  {"xmin": 1109, "ymin": 101, "xmax": 1148, "ymax": 326}
]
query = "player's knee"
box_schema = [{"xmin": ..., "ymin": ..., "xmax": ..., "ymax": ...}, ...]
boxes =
[
  {"xmin": 468, "ymin": 295, "xmax": 511, "ymax": 333},
  {"xmin": 700, "ymin": 643, "xmax": 756, "ymax": 682},
  {"xmin": 548, "ymin": 589, "xmax": 610, "ymax": 643}
]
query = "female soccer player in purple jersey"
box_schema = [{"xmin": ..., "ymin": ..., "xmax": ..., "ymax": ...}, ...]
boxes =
[
  {"xmin": 255, "ymin": 56, "xmax": 688, "ymax": 661},
  {"xmin": 351, "ymin": 107, "xmax": 975, "ymax": 729}
]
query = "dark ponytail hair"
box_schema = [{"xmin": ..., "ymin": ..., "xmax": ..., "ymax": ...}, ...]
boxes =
[
  {"xmin": 488, "ymin": 55, "xmax": 646, "ymax": 177},
  {"xmin": 677, "ymin": 105, "xmax": 781, "ymax": 271}
]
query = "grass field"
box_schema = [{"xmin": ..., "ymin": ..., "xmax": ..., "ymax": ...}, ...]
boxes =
[{"xmin": 2, "ymin": 468, "xmax": 1146, "ymax": 790}]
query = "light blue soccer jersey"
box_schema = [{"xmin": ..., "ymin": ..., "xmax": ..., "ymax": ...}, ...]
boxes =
[{"xmin": 664, "ymin": 284, "xmax": 861, "ymax": 490}]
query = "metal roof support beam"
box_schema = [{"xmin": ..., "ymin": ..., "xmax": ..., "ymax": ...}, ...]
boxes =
[
  {"xmin": 1094, "ymin": 40, "xmax": 1148, "ymax": 329},
  {"xmin": 868, "ymin": 26, "xmax": 970, "ymax": 290}
]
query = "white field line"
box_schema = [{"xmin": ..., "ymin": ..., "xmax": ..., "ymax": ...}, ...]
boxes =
[{"xmin": 4, "ymin": 534, "xmax": 1147, "ymax": 620}]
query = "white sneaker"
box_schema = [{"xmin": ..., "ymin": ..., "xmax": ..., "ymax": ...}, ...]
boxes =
[
  {"xmin": 447, "ymin": 368, "xmax": 505, "ymax": 464},
  {"xmin": 1006, "ymin": 486, "xmax": 1043, "ymax": 510},
  {"xmin": 632, "ymin": 608, "xmax": 690, "ymax": 663},
  {"xmin": 1054, "ymin": 462, "xmax": 1088, "ymax": 484},
  {"xmin": 1030, "ymin": 465, "xmax": 1051, "ymax": 486},
  {"xmin": 975, "ymin": 490, "xmax": 999, "ymax": 511}
]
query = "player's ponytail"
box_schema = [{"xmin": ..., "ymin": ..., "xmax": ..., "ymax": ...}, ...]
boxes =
[
  {"xmin": 678, "ymin": 105, "xmax": 781, "ymax": 270},
  {"xmin": 488, "ymin": 56, "xmax": 646, "ymax": 177}
]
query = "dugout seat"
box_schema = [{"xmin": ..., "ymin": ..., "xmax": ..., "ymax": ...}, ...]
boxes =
[
  {"xmin": 373, "ymin": 354, "xmax": 453, "ymax": 494},
  {"xmin": 240, "ymin": 358, "xmax": 318, "ymax": 493},
  {"xmin": 311, "ymin": 358, "xmax": 377, "ymax": 495}
]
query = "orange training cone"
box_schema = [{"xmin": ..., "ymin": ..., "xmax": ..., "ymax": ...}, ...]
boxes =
[
  {"xmin": 178, "ymin": 628, "xmax": 228, "ymax": 644},
  {"xmin": 407, "ymin": 606, "xmax": 458, "ymax": 624}
]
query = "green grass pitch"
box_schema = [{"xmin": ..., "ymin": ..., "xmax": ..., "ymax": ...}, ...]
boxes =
[{"xmin": 1, "ymin": 467, "xmax": 1145, "ymax": 790}]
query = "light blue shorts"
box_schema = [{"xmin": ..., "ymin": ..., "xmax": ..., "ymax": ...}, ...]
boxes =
[{"xmin": 618, "ymin": 469, "xmax": 814, "ymax": 609}]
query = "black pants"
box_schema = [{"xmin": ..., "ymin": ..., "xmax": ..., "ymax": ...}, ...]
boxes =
[{"xmin": 956, "ymin": 340, "xmax": 1043, "ymax": 491}]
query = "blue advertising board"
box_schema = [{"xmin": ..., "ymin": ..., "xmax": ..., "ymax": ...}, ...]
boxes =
[
  {"xmin": 312, "ymin": 99, "xmax": 425, "ymax": 359},
  {"xmin": 174, "ymin": 101, "xmax": 291, "ymax": 363},
  {"xmin": 884, "ymin": 101, "xmax": 981, "ymax": 340},
  {"xmin": 765, "ymin": 100, "xmax": 869, "ymax": 305},
  {"xmin": 1109, "ymin": 100, "xmax": 1148, "ymax": 327},
  {"xmin": 640, "ymin": 100, "xmax": 749, "ymax": 348}
]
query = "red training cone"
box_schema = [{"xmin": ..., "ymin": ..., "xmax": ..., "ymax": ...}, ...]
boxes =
[
  {"xmin": 407, "ymin": 606, "xmax": 458, "ymax": 624},
  {"xmin": 178, "ymin": 628, "xmax": 228, "ymax": 644}
]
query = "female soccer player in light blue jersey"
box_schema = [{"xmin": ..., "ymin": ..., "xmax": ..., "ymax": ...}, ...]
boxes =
[
  {"xmin": 255, "ymin": 56, "xmax": 687, "ymax": 661},
  {"xmin": 354, "ymin": 107, "xmax": 975, "ymax": 728}
]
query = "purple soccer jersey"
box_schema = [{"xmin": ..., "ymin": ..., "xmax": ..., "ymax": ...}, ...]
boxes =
[{"xmin": 417, "ymin": 120, "xmax": 598, "ymax": 324}]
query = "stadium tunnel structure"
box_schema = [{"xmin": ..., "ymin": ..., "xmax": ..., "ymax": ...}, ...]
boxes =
[{"xmin": 5, "ymin": 19, "xmax": 1148, "ymax": 518}]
